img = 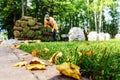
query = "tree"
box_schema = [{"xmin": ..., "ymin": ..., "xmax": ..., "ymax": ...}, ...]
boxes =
[
  {"xmin": 0, "ymin": 0, "xmax": 21, "ymax": 38},
  {"xmin": 0, "ymin": 0, "xmax": 118, "ymax": 39},
  {"xmin": 21, "ymin": 0, "xmax": 24, "ymax": 16},
  {"xmin": 89, "ymin": 0, "xmax": 114, "ymax": 32}
]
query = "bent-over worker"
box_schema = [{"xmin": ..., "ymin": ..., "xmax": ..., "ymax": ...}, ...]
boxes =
[{"xmin": 44, "ymin": 16, "xmax": 58, "ymax": 41}]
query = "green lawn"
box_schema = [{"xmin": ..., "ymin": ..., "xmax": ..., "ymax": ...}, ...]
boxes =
[{"xmin": 20, "ymin": 39, "xmax": 120, "ymax": 80}]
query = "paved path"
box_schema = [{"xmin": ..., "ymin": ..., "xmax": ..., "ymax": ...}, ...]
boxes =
[{"xmin": 0, "ymin": 46, "xmax": 89, "ymax": 80}]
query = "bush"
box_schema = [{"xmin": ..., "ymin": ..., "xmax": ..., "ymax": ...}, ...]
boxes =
[{"xmin": 35, "ymin": 31, "xmax": 41, "ymax": 38}]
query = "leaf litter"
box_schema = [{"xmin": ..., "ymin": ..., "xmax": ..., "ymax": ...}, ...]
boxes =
[{"xmin": 13, "ymin": 48, "xmax": 82, "ymax": 80}]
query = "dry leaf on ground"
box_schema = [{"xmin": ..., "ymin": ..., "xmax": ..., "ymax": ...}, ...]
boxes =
[
  {"xmin": 48, "ymin": 52, "xmax": 62, "ymax": 63},
  {"xmin": 56, "ymin": 62, "xmax": 81, "ymax": 80},
  {"xmin": 42, "ymin": 48, "xmax": 49, "ymax": 53},
  {"xmin": 13, "ymin": 61, "xmax": 27, "ymax": 67},
  {"xmin": 29, "ymin": 57, "xmax": 46, "ymax": 65},
  {"xmin": 85, "ymin": 50, "xmax": 95, "ymax": 56},
  {"xmin": 78, "ymin": 52, "xmax": 82, "ymax": 57},
  {"xmin": 31, "ymin": 49, "xmax": 40, "ymax": 57},
  {"xmin": 26, "ymin": 64, "xmax": 46, "ymax": 70},
  {"xmin": 11, "ymin": 44, "xmax": 20, "ymax": 49}
]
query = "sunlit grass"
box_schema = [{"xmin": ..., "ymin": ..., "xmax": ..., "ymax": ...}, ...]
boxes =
[{"xmin": 20, "ymin": 39, "xmax": 120, "ymax": 80}]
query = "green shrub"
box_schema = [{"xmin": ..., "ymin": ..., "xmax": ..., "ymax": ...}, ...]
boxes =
[
  {"xmin": 41, "ymin": 26, "xmax": 51, "ymax": 32},
  {"xmin": 35, "ymin": 31, "xmax": 41, "ymax": 38}
]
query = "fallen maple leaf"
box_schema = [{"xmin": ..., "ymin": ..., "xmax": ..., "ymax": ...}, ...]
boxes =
[
  {"xmin": 11, "ymin": 44, "xmax": 20, "ymax": 49},
  {"xmin": 31, "ymin": 48, "xmax": 40, "ymax": 57},
  {"xmin": 78, "ymin": 52, "xmax": 82, "ymax": 57},
  {"xmin": 13, "ymin": 61, "xmax": 27, "ymax": 67},
  {"xmin": 48, "ymin": 52, "xmax": 62, "ymax": 63},
  {"xmin": 85, "ymin": 50, "xmax": 95, "ymax": 56},
  {"xmin": 56, "ymin": 62, "xmax": 81, "ymax": 80},
  {"xmin": 26, "ymin": 64, "xmax": 46, "ymax": 70},
  {"xmin": 29, "ymin": 57, "xmax": 46, "ymax": 65},
  {"xmin": 42, "ymin": 48, "xmax": 49, "ymax": 53}
]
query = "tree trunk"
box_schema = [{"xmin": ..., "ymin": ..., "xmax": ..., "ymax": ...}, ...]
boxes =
[
  {"xmin": 72, "ymin": 15, "xmax": 75, "ymax": 27},
  {"xmin": 98, "ymin": 0, "xmax": 103, "ymax": 33},
  {"xmin": 76, "ymin": 13, "xmax": 79, "ymax": 27},
  {"xmin": 87, "ymin": 0, "xmax": 90, "ymax": 32},
  {"xmin": 41, "ymin": 12, "xmax": 46, "ymax": 25},
  {"xmin": 94, "ymin": 12, "xmax": 97, "ymax": 32},
  {"xmin": 35, "ymin": 0, "xmax": 39, "ymax": 19},
  {"xmin": 25, "ymin": 0, "xmax": 28, "ymax": 16},
  {"xmin": 94, "ymin": 0, "xmax": 98, "ymax": 32},
  {"xmin": 21, "ymin": 0, "xmax": 24, "ymax": 17},
  {"xmin": 13, "ymin": 3, "xmax": 16, "ymax": 23},
  {"xmin": 49, "ymin": 0, "xmax": 54, "ymax": 16},
  {"xmin": 69, "ymin": 13, "xmax": 72, "ymax": 28}
]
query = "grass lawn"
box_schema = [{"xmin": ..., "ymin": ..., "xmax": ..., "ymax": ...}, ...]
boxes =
[{"xmin": 20, "ymin": 39, "xmax": 120, "ymax": 80}]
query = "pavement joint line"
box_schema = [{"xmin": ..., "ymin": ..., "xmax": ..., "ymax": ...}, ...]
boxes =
[
  {"xmin": 12, "ymin": 49, "xmax": 25, "ymax": 61},
  {"xmin": 31, "ymin": 71, "xmax": 40, "ymax": 80},
  {"xmin": 5, "ymin": 48, "xmax": 40, "ymax": 80},
  {"xmin": 11, "ymin": 48, "xmax": 40, "ymax": 80}
]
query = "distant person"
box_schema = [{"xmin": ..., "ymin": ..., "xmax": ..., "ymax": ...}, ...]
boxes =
[{"xmin": 44, "ymin": 16, "xmax": 58, "ymax": 41}]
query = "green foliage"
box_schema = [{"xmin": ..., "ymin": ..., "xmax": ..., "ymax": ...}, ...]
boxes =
[
  {"xmin": 41, "ymin": 26, "xmax": 52, "ymax": 32},
  {"xmin": 0, "ymin": 0, "xmax": 22, "ymax": 38},
  {"xmin": 77, "ymin": 41, "xmax": 120, "ymax": 79},
  {"xmin": 0, "ymin": 0, "xmax": 118, "ymax": 39},
  {"xmin": 35, "ymin": 31, "xmax": 41, "ymax": 38},
  {"xmin": 20, "ymin": 39, "xmax": 120, "ymax": 80},
  {"xmin": 40, "ymin": 36, "xmax": 52, "ymax": 42}
]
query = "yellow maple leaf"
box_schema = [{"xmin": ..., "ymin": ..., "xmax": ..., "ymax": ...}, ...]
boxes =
[
  {"xmin": 11, "ymin": 44, "xmax": 20, "ymax": 49},
  {"xmin": 85, "ymin": 50, "xmax": 95, "ymax": 56},
  {"xmin": 31, "ymin": 49, "xmax": 40, "ymax": 57},
  {"xmin": 56, "ymin": 62, "xmax": 81, "ymax": 80},
  {"xmin": 26, "ymin": 64, "xmax": 46, "ymax": 70},
  {"xmin": 78, "ymin": 52, "xmax": 82, "ymax": 57},
  {"xmin": 13, "ymin": 61, "xmax": 27, "ymax": 67},
  {"xmin": 42, "ymin": 48, "xmax": 49, "ymax": 53},
  {"xmin": 48, "ymin": 52, "xmax": 62, "ymax": 63},
  {"xmin": 29, "ymin": 57, "xmax": 41, "ymax": 64},
  {"xmin": 29, "ymin": 57, "xmax": 46, "ymax": 65}
]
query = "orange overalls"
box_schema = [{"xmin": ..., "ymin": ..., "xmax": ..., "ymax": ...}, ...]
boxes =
[
  {"xmin": 44, "ymin": 17, "xmax": 58, "ymax": 30},
  {"xmin": 44, "ymin": 17, "xmax": 58, "ymax": 41}
]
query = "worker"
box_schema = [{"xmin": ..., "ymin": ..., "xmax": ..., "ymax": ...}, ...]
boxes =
[{"xmin": 44, "ymin": 16, "xmax": 58, "ymax": 41}]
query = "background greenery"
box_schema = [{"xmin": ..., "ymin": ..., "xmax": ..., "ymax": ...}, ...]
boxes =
[
  {"xmin": 20, "ymin": 39, "xmax": 120, "ymax": 80},
  {"xmin": 0, "ymin": 0, "xmax": 119, "ymax": 39}
]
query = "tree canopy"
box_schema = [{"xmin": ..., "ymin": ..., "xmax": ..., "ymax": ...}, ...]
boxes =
[{"xmin": 0, "ymin": 0, "xmax": 119, "ymax": 38}]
